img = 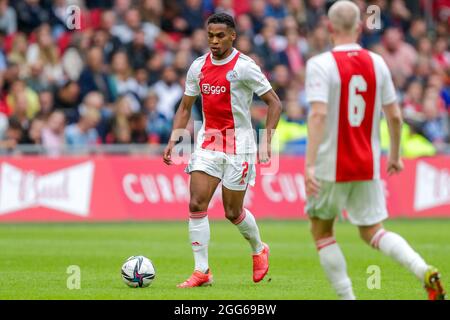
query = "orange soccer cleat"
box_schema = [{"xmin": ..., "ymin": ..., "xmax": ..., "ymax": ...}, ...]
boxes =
[
  {"xmin": 177, "ymin": 269, "xmax": 213, "ymax": 288},
  {"xmin": 252, "ymin": 243, "xmax": 270, "ymax": 283},
  {"xmin": 424, "ymin": 266, "xmax": 446, "ymax": 300}
]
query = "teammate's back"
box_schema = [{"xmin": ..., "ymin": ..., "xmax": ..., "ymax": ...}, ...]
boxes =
[
  {"xmin": 306, "ymin": 45, "xmax": 396, "ymax": 182},
  {"xmin": 303, "ymin": 0, "xmax": 446, "ymax": 301}
]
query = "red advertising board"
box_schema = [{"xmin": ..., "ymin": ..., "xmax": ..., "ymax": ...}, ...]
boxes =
[{"xmin": 0, "ymin": 156, "xmax": 449, "ymax": 222}]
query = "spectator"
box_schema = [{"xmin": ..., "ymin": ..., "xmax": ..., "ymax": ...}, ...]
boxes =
[
  {"xmin": 151, "ymin": 66, "xmax": 183, "ymax": 121},
  {"xmin": 305, "ymin": 0, "xmax": 327, "ymax": 32},
  {"xmin": 236, "ymin": 14, "xmax": 255, "ymax": 39},
  {"xmin": 6, "ymin": 80, "xmax": 40, "ymax": 120},
  {"xmin": 182, "ymin": 0, "xmax": 205, "ymax": 35},
  {"xmin": 248, "ymin": 0, "xmax": 267, "ymax": 35},
  {"xmin": 77, "ymin": 91, "xmax": 111, "ymax": 142},
  {"xmin": 42, "ymin": 110, "xmax": 65, "ymax": 156},
  {"xmin": 432, "ymin": 37, "xmax": 450, "ymax": 70},
  {"xmin": 0, "ymin": 117, "xmax": 23, "ymax": 152},
  {"xmin": 139, "ymin": 0, "xmax": 163, "ymax": 26},
  {"xmin": 38, "ymin": 89, "xmax": 54, "ymax": 117},
  {"xmin": 129, "ymin": 112, "xmax": 148, "ymax": 143},
  {"xmin": 97, "ymin": 10, "xmax": 123, "ymax": 63},
  {"xmin": 0, "ymin": 0, "xmax": 17, "ymax": 35},
  {"xmin": 65, "ymin": 107, "xmax": 100, "ymax": 149},
  {"xmin": 265, "ymin": 0, "xmax": 288, "ymax": 21},
  {"xmin": 54, "ymin": 80, "xmax": 81, "ymax": 122},
  {"xmin": 405, "ymin": 18, "xmax": 427, "ymax": 47},
  {"xmin": 111, "ymin": 120, "xmax": 131, "ymax": 144},
  {"xmin": 143, "ymin": 90, "xmax": 171, "ymax": 144},
  {"xmin": 111, "ymin": 7, "xmax": 160, "ymax": 49},
  {"xmin": 428, "ymin": 73, "xmax": 450, "ymax": 110},
  {"xmin": 416, "ymin": 36, "xmax": 433, "ymax": 58},
  {"xmin": 48, "ymin": 0, "xmax": 70, "ymax": 38},
  {"xmin": 108, "ymin": 95, "xmax": 132, "ymax": 144},
  {"xmin": 271, "ymin": 64, "xmax": 291, "ymax": 101},
  {"xmin": 284, "ymin": 29, "xmax": 305, "ymax": 75},
  {"xmin": 254, "ymin": 22, "xmax": 286, "ymax": 71},
  {"xmin": 146, "ymin": 51, "xmax": 165, "ymax": 86},
  {"xmin": 389, "ymin": 0, "xmax": 412, "ymax": 31},
  {"xmin": 22, "ymin": 115, "xmax": 44, "ymax": 145},
  {"xmin": 172, "ymin": 48, "xmax": 192, "ymax": 75},
  {"xmin": 134, "ymin": 67, "xmax": 150, "ymax": 102},
  {"xmin": 403, "ymin": 79, "xmax": 424, "ymax": 122},
  {"xmin": 8, "ymin": 93, "xmax": 30, "ymax": 133},
  {"xmin": 126, "ymin": 29, "xmax": 152, "ymax": 70},
  {"xmin": 422, "ymin": 96, "xmax": 447, "ymax": 148},
  {"xmin": 190, "ymin": 29, "xmax": 208, "ymax": 59},
  {"xmin": 286, "ymin": 0, "xmax": 307, "ymax": 28},
  {"xmin": 7, "ymin": 32, "xmax": 30, "ymax": 78},
  {"xmin": 26, "ymin": 24, "xmax": 64, "ymax": 85},
  {"xmin": 78, "ymin": 46, "xmax": 115, "ymax": 103},
  {"xmin": 215, "ymin": 0, "xmax": 235, "ymax": 17},
  {"xmin": 235, "ymin": 34, "xmax": 254, "ymax": 56},
  {"xmin": 14, "ymin": 0, "xmax": 49, "ymax": 35},
  {"xmin": 113, "ymin": 0, "xmax": 131, "ymax": 25},
  {"xmin": 61, "ymin": 32, "xmax": 90, "ymax": 81},
  {"xmin": 25, "ymin": 60, "xmax": 50, "ymax": 92},
  {"xmin": 415, "ymin": 58, "xmax": 435, "ymax": 85},
  {"xmin": 380, "ymin": 27, "xmax": 418, "ymax": 88},
  {"xmin": 306, "ymin": 25, "xmax": 330, "ymax": 58},
  {"xmin": 110, "ymin": 51, "xmax": 141, "ymax": 112}
]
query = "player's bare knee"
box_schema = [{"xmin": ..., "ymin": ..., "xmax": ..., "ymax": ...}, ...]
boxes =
[
  {"xmin": 189, "ymin": 198, "xmax": 208, "ymax": 213},
  {"xmin": 224, "ymin": 206, "xmax": 242, "ymax": 221},
  {"xmin": 359, "ymin": 224, "xmax": 383, "ymax": 246},
  {"xmin": 309, "ymin": 220, "xmax": 333, "ymax": 241},
  {"xmin": 310, "ymin": 225, "xmax": 333, "ymax": 240}
]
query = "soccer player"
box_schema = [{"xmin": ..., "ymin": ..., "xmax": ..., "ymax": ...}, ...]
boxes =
[
  {"xmin": 163, "ymin": 13, "xmax": 282, "ymax": 288},
  {"xmin": 305, "ymin": 1, "xmax": 446, "ymax": 300}
]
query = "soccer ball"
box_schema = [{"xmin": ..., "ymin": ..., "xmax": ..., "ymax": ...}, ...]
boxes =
[{"xmin": 121, "ymin": 255, "xmax": 156, "ymax": 288}]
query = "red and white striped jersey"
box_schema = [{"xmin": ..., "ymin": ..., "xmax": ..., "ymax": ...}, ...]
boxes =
[
  {"xmin": 305, "ymin": 44, "xmax": 397, "ymax": 182},
  {"xmin": 185, "ymin": 48, "xmax": 272, "ymax": 154}
]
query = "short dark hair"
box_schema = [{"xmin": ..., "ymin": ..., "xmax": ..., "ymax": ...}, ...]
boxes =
[
  {"xmin": 207, "ymin": 13, "xmax": 236, "ymax": 30},
  {"xmin": 8, "ymin": 117, "xmax": 23, "ymax": 131}
]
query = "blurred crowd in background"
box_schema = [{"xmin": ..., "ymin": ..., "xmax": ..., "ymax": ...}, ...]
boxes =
[{"xmin": 0, "ymin": 0, "xmax": 448, "ymax": 157}]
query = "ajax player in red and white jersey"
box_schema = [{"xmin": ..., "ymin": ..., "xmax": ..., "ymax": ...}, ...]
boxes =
[
  {"xmin": 163, "ymin": 13, "xmax": 282, "ymax": 288},
  {"xmin": 305, "ymin": 1, "xmax": 445, "ymax": 300}
]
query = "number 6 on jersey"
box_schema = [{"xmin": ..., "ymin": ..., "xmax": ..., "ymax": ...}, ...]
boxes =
[{"xmin": 348, "ymin": 75, "xmax": 367, "ymax": 127}]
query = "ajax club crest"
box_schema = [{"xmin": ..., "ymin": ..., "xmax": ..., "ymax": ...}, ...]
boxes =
[{"xmin": 226, "ymin": 70, "xmax": 238, "ymax": 82}]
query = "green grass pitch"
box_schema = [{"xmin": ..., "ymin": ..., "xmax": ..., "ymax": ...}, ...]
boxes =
[{"xmin": 0, "ymin": 219, "xmax": 448, "ymax": 300}]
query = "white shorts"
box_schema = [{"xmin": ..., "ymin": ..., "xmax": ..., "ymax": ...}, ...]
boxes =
[
  {"xmin": 185, "ymin": 148, "xmax": 256, "ymax": 191},
  {"xmin": 305, "ymin": 179, "xmax": 388, "ymax": 226}
]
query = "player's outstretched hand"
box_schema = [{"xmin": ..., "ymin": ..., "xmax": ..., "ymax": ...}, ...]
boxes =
[
  {"xmin": 163, "ymin": 142, "xmax": 174, "ymax": 165},
  {"xmin": 305, "ymin": 166, "xmax": 321, "ymax": 197},
  {"xmin": 387, "ymin": 158, "xmax": 404, "ymax": 176}
]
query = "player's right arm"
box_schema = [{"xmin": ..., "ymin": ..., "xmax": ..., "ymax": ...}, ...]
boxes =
[
  {"xmin": 163, "ymin": 60, "xmax": 200, "ymax": 165},
  {"xmin": 163, "ymin": 94, "xmax": 197, "ymax": 165}
]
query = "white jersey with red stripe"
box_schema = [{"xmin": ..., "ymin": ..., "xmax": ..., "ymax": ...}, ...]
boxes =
[
  {"xmin": 184, "ymin": 48, "xmax": 272, "ymax": 154},
  {"xmin": 305, "ymin": 43, "xmax": 397, "ymax": 182}
]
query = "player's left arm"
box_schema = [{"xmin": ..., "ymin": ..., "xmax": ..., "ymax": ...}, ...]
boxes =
[
  {"xmin": 380, "ymin": 56, "xmax": 404, "ymax": 176},
  {"xmin": 304, "ymin": 57, "xmax": 329, "ymax": 197},
  {"xmin": 305, "ymin": 101, "xmax": 327, "ymax": 196},
  {"xmin": 242, "ymin": 61, "xmax": 282, "ymax": 162},
  {"xmin": 259, "ymin": 89, "xmax": 282, "ymax": 162}
]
